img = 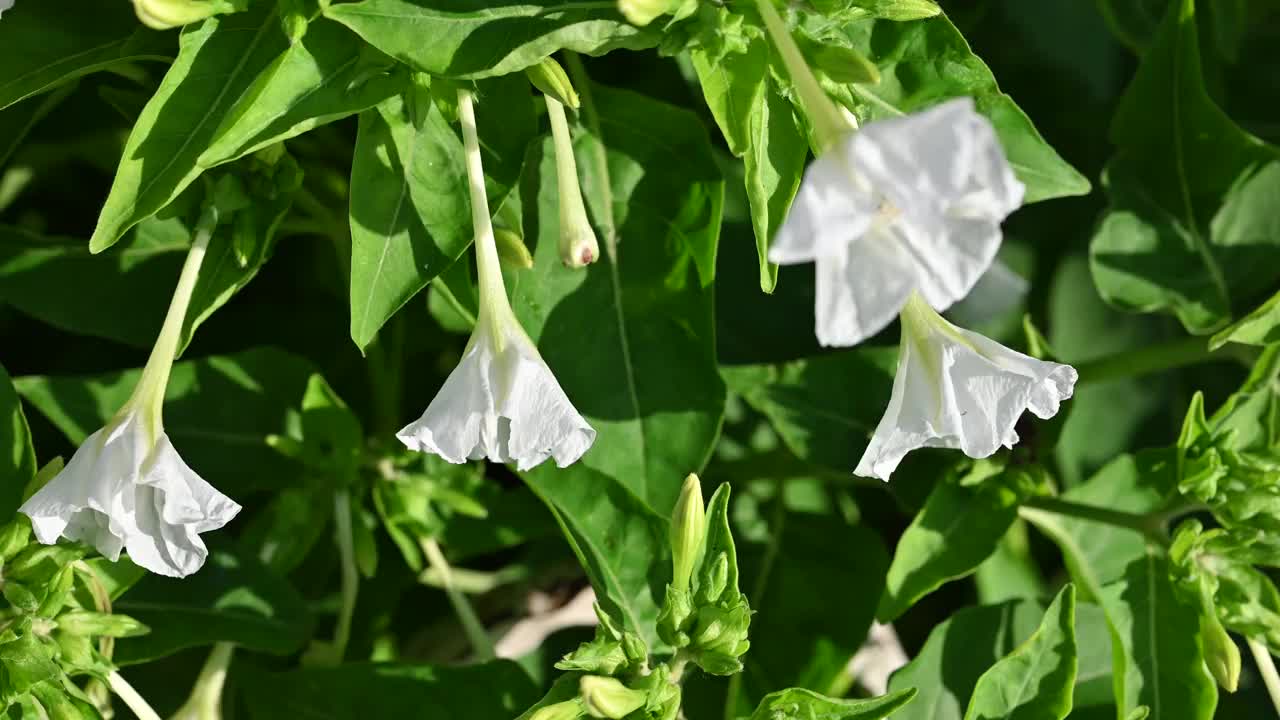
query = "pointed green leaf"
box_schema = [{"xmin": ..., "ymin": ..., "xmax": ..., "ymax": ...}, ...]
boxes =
[
  {"xmin": 0, "ymin": 362, "xmax": 35, "ymax": 522},
  {"xmin": 964, "ymin": 585, "xmax": 1078, "ymax": 720},
  {"xmin": 749, "ymin": 687, "xmax": 918, "ymax": 720}
]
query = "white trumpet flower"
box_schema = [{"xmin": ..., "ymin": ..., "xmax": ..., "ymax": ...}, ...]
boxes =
[
  {"xmin": 855, "ymin": 293, "xmax": 1077, "ymax": 481},
  {"xmin": 20, "ymin": 216, "xmax": 240, "ymax": 578},
  {"xmin": 769, "ymin": 98, "xmax": 1024, "ymax": 347},
  {"xmin": 397, "ymin": 89, "xmax": 596, "ymax": 471}
]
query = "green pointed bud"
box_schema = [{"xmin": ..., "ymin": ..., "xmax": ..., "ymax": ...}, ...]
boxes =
[
  {"xmin": 618, "ymin": 0, "xmax": 673, "ymax": 26},
  {"xmin": 804, "ymin": 41, "xmax": 880, "ymax": 85},
  {"xmin": 1202, "ymin": 610, "xmax": 1241, "ymax": 692},
  {"xmin": 699, "ymin": 552, "xmax": 729, "ymax": 604},
  {"xmin": 56, "ymin": 611, "xmax": 150, "ymax": 638},
  {"xmin": 279, "ymin": 0, "xmax": 309, "ymax": 41},
  {"xmin": 656, "ymin": 585, "xmax": 694, "ymax": 647},
  {"xmin": 544, "ymin": 96, "xmax": 599, "ymax": 269},
  {"xmin": 37, "ymin": 565, "xmax": 75, "ymax": 618},
  {"xmin": 0, "ymin": 515, "xmax": 31, "ymax": 560},
  {"xmin": 526, "ymin": 58, "xmax": 579, "ymax": 110},
  {"xmin": 621, "ymin": 630, "xmax": 648, "ymax": 666},
  {"xmin": 494, "ymin": 227, "xmax": 535, "ymax": 269},
  {"xmin": 670, "ymin": 474, "xmax": 706, "ymax": 592},
  {"xmin": 579, "ymin": 676, "xmax": 646, "ymax": 719},
  {"xmin": 132, "ymin": 0, "xmax": 234, "ymax": 29},
  {"xmin": 530, "ymin": 699, "xmax": 587, "ymax": 720}
]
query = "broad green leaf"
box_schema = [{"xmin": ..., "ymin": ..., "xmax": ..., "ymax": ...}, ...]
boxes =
[
  {"xmin": 199, "ymin": 18, "xmax": 405, "ymax": 167},
  {"xmin": 0, "ymin": 363, "xmax": 35, "ymax": 519},
  {"xmin": 113, "ymin": 547, "xmax": 311, "ymax": 664},
  {"xmin": 1073, "ymin": 602, "xmax": 1120, "ymax": 720},
  {"xmin": 1211, "ymin": 288, "xmax": 1280, "ymax": 349},
  {"xmin": 511, "ymin": 84, "xmax": 726, "ymax": 515},
  {"xmin": 241, "ymin": 661, "xmax": 538, "ymax": 720},
  {"xmin": 1100, "ymin": 552, "xmax": 1217, "ymax": 720},
  {"xmin": 975, "ymin": 521, "xmax": 1046, "ymax": 605},
  {"xmin": 0, "ymin": 0, "xmax": 172, "ymax": 111},
  {"xmin": 1205, "ymin": 345, "xmax": 1280, "ymax": 451},
  {"xmin": 0, "ymin": 83, "xmax": 75, "ymax": 170},
  {"xmin": 89, "ymin": 6, "xmax": 288, "ymax": 252},
  {"xmin": 1020, "ymin": 451, "xmax": 1175, "ymax": 603},
  {"xmin": 878, "ymin": 481, "xmax": 1019, "ymax": 622},
  {"xmin": 693, "ymin": 34, "xmax": 806, "ymax": 293},
  {"xmin": 817, "ymin": 12, "xmax": 1090, "ymax": 203},
  {"xmin": 888, "ymin": 598, "xmax": 1048, "ymax": 720},
  {"xmin": 15, "ymin": 347, "xmax": 314, "ymax": 495},
  {"xmin": 1089, "ymin": 0, "xmax": 1280, "ymax": 334},
  {"xmin": 348, "ymin": 76, "xmax": 534, "ymax": 349},
  {"xmin": 738, "ymin": 513, "xmax": 890, "ymax": 705},
  {"xmin": 1, "ymin": 214, "xmax": 272, "ymax": 350},
  {"xmin": 721, "ymin": 349, "xmax": 897, "ymax": 473},
  {"xmin": 324, "ymin": 0, "xmax": 657, "ymax": 78},
  {"xmin": 964, "ymin": 585, "xmax": 1078, "ymax": 720},
  {"xmin": 749, "ymin": 687, "xmax": 918, "ymax": 720}
]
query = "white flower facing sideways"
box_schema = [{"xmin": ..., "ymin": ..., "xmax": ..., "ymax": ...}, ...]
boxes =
[
  {"xmin": 754, "ymin": 0, "xmax": 1023, "ymax": 347},
  {"xmin": 20, "ymin": 215, "xmax": 240, "ymax": 578},
  {"xmin": 397, "ymin": 89, "xmax": 596, "ymax": 471},
  {"xmin": 855, "ymin": 292, "xmax": 1077, "ymax": 481}
]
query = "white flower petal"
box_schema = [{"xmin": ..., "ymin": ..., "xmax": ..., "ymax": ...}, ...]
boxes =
[
  {"xmin": 767, "ymin": 147, "xmax": 876, "ymax": 265},
  {"xmin": 398, "ymin": 315, "xmax": 596, "ymax": 471},
  {"xmin": 19, "ymin": 411, "xmax": 241, "ymax": 578},
  {"xmin": 813, "ymin": 233, "xmax": 917, "ymax": 347},
  {"xmin": 0, "ymin": 0, "xmax": 13, "ymax": 18},
  {"xmin": 855, "ymin": 299, "xmax": 1076, "ymax": 481}
]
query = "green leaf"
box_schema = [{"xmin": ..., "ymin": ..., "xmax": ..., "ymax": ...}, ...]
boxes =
[
  {"xmin": 887, "ymin": 598, "xmax": 1048, "ymax": 720},
  {"xmin": 0, "ymin": 82, "xmax": 75, "ymax": 171},
  {"xmin": 738, "ymin": 512, "xmax": 890, "ymax": 704},
  {"xmin": 749, "ymin": 687, "xmax": 918, "ymax": 720},
  {"xmin": 348, "ymin": 75, "xmax": 534, "ymax": 349},
  {"xmin": 200, "ymin": 18, "xmax": 405, "ymax": 168},
  {"xmin": 975, "ymin": 522, "xmax": 1046, "ymax": 605},
  {"xmin": 1211, "ymin": 288, "xmax": 1280, "ymax": 349},
  {"xmin": 693, "ymin": 34, "xmax": 806, "ymax": 293},
  {"xmin": 0, "ymin": 0, "xmax": 171, "ymax": 111},
  {"xmin": 241, "ymin": 660, "xmax": 539, "ymax": 719},
  {"xmin": 0, "ymin": 633, "xmax": 60, "ymax": 703},
  {"xmin": 0, "ymin": 363, "xmax": 35, "ymax": 520},
  {"xmin": 721, "ymin": 349, "xmax": 898, "ymax": 474},
  {"xmin": 964, "ymin": 585, "xmax": 1078, "ymax": 720},
  {"xmin": 15, "ymin": 347, "xmax": 314, "ymax": 495},
  {"xmin": 878, "ymin": 481, "xmax": 1019, "ymax": 622},
  {"xmin": 323, "ymin": 0, "xmax": 657, "ymax": 78},
  {"xmin": 1100, "ymin": 552, "xmax": 1218, "ymax": 720},
  {"xmin": 818, "ymin": 12, "xmax": 1090, "ymax": 203},
  {"xmin": 1020, "ymin": 451, "xmax": 1175, "ymax": 603},
  {"xmin": 1089, "ymin": 0, "xmax": 1280, "ymax": 334},
  {"xmin": 89, "ymin": 6, "xmax": 289, "ymax": 252},
  {"xmin": 112, "ymin": 546, "xmax": 311, "ymax": 664}
]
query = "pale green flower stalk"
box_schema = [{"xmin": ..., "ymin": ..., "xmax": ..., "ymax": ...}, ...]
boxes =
[{"xmin": 170, "ymin": 643, "xmax": 235, "ymax": 720}]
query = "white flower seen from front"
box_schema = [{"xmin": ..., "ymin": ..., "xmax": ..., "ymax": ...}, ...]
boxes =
[
  {"xmin": 397, "ymin": 89, "xmax": 596, "ymax": 471},
  {"xmin": 768, "ymin": 98, "xmax": 1024, "ymax": 347},
  {"xmin": 855, "ymin": 293, "xmax": 1077, "ymax": 481},
  {"xmin": 20, "ymin": 213, "xmax": 240, "ymax": 577}
]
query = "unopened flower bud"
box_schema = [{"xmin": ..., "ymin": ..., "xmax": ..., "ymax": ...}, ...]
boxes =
[
  {"xmin": 132, "ymin": 0, "xmax": 233, "ymax": 29},
  {"xmin": 495, "ymin": 227, "xmax": 535, "ymax": 269},
  {"xmin": 56, "ymin": 611, "xmax": 150, "ymax": 638},
  {"xmin": 545, "ymin": 96, "xmax": 599, "ymax": 269},
  {"xmin": 670, "ymin": 474, "xmax": 706, "ymax": 592},
  {"xmin": 526, "ymin": 58, "xmax": 579, "ymax": 110},
  {"xmin": 618, "ymin": 0, "xmax": 673, "ymax": 26},
  {"xmin": 579, "ymin": 676, "xmax": 646, "ymax": 719}
]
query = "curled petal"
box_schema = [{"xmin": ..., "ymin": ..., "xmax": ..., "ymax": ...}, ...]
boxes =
[
  {"xmin": 813, "ymin": 235, "xmax": 916, "ymax": 347},
  {"xmin": 20, "ymin": 412, "xmax": 241, "ymax": 577},
  {"xmin": 767, "ymin": 149, "xmax": 875, "ymax": 265},
  {"xmin": 855, "ymin": 298, "xmax": 1076, "ymax": 481},
  {"xmin": 398, "ymin": 317, "xmax": 596, "ymax": 471}
]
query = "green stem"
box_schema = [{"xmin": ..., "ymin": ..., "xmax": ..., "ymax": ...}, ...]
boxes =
[
  {"xmin": 1074, "ymin": 335, "xmax": 1219, "ymax": 385},
  {"xmin": 1021, "ymin": 496, "xmax": 1168, "ymax": 545},
  {"xmin": 753, "ymin": 0, "xmax": 851, "ymax": 150},
  {"xmin": 420, "ymin": 537, "xmax": 495, "ymax": 661},
  {"xmin": 331, "ymin": 489, "xmax": 358, "ymax": 664},
  {"xmin": 124, "ymin": 210, "xmax": 216, "ymax": 437},
  {"xmin": 107, "ymin": 671, "xmax": 162, "ymax": 720},
  {"xmin": 1249, "ymin": 638, "xmax": 1280, "ymax": 718}
]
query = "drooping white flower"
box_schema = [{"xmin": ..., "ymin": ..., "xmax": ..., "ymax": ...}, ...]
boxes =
[
  {"xmin": 769, "ymin": 98, "xmax": 1025, "ymax": 347},
  {"xmin": 20, "ymin": 215, "xmax": 240, "ymax": 577},
  {"xmin": 21, "ymin": 409, "xmax": 240, "ymax": 578},
  {"xmin": 855, "ymin": 293, "xmax": 1077, "ymax": 481},
  {"xmin": 397, "ymin": 89, "xmax": 595, "ymax": 471}
]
